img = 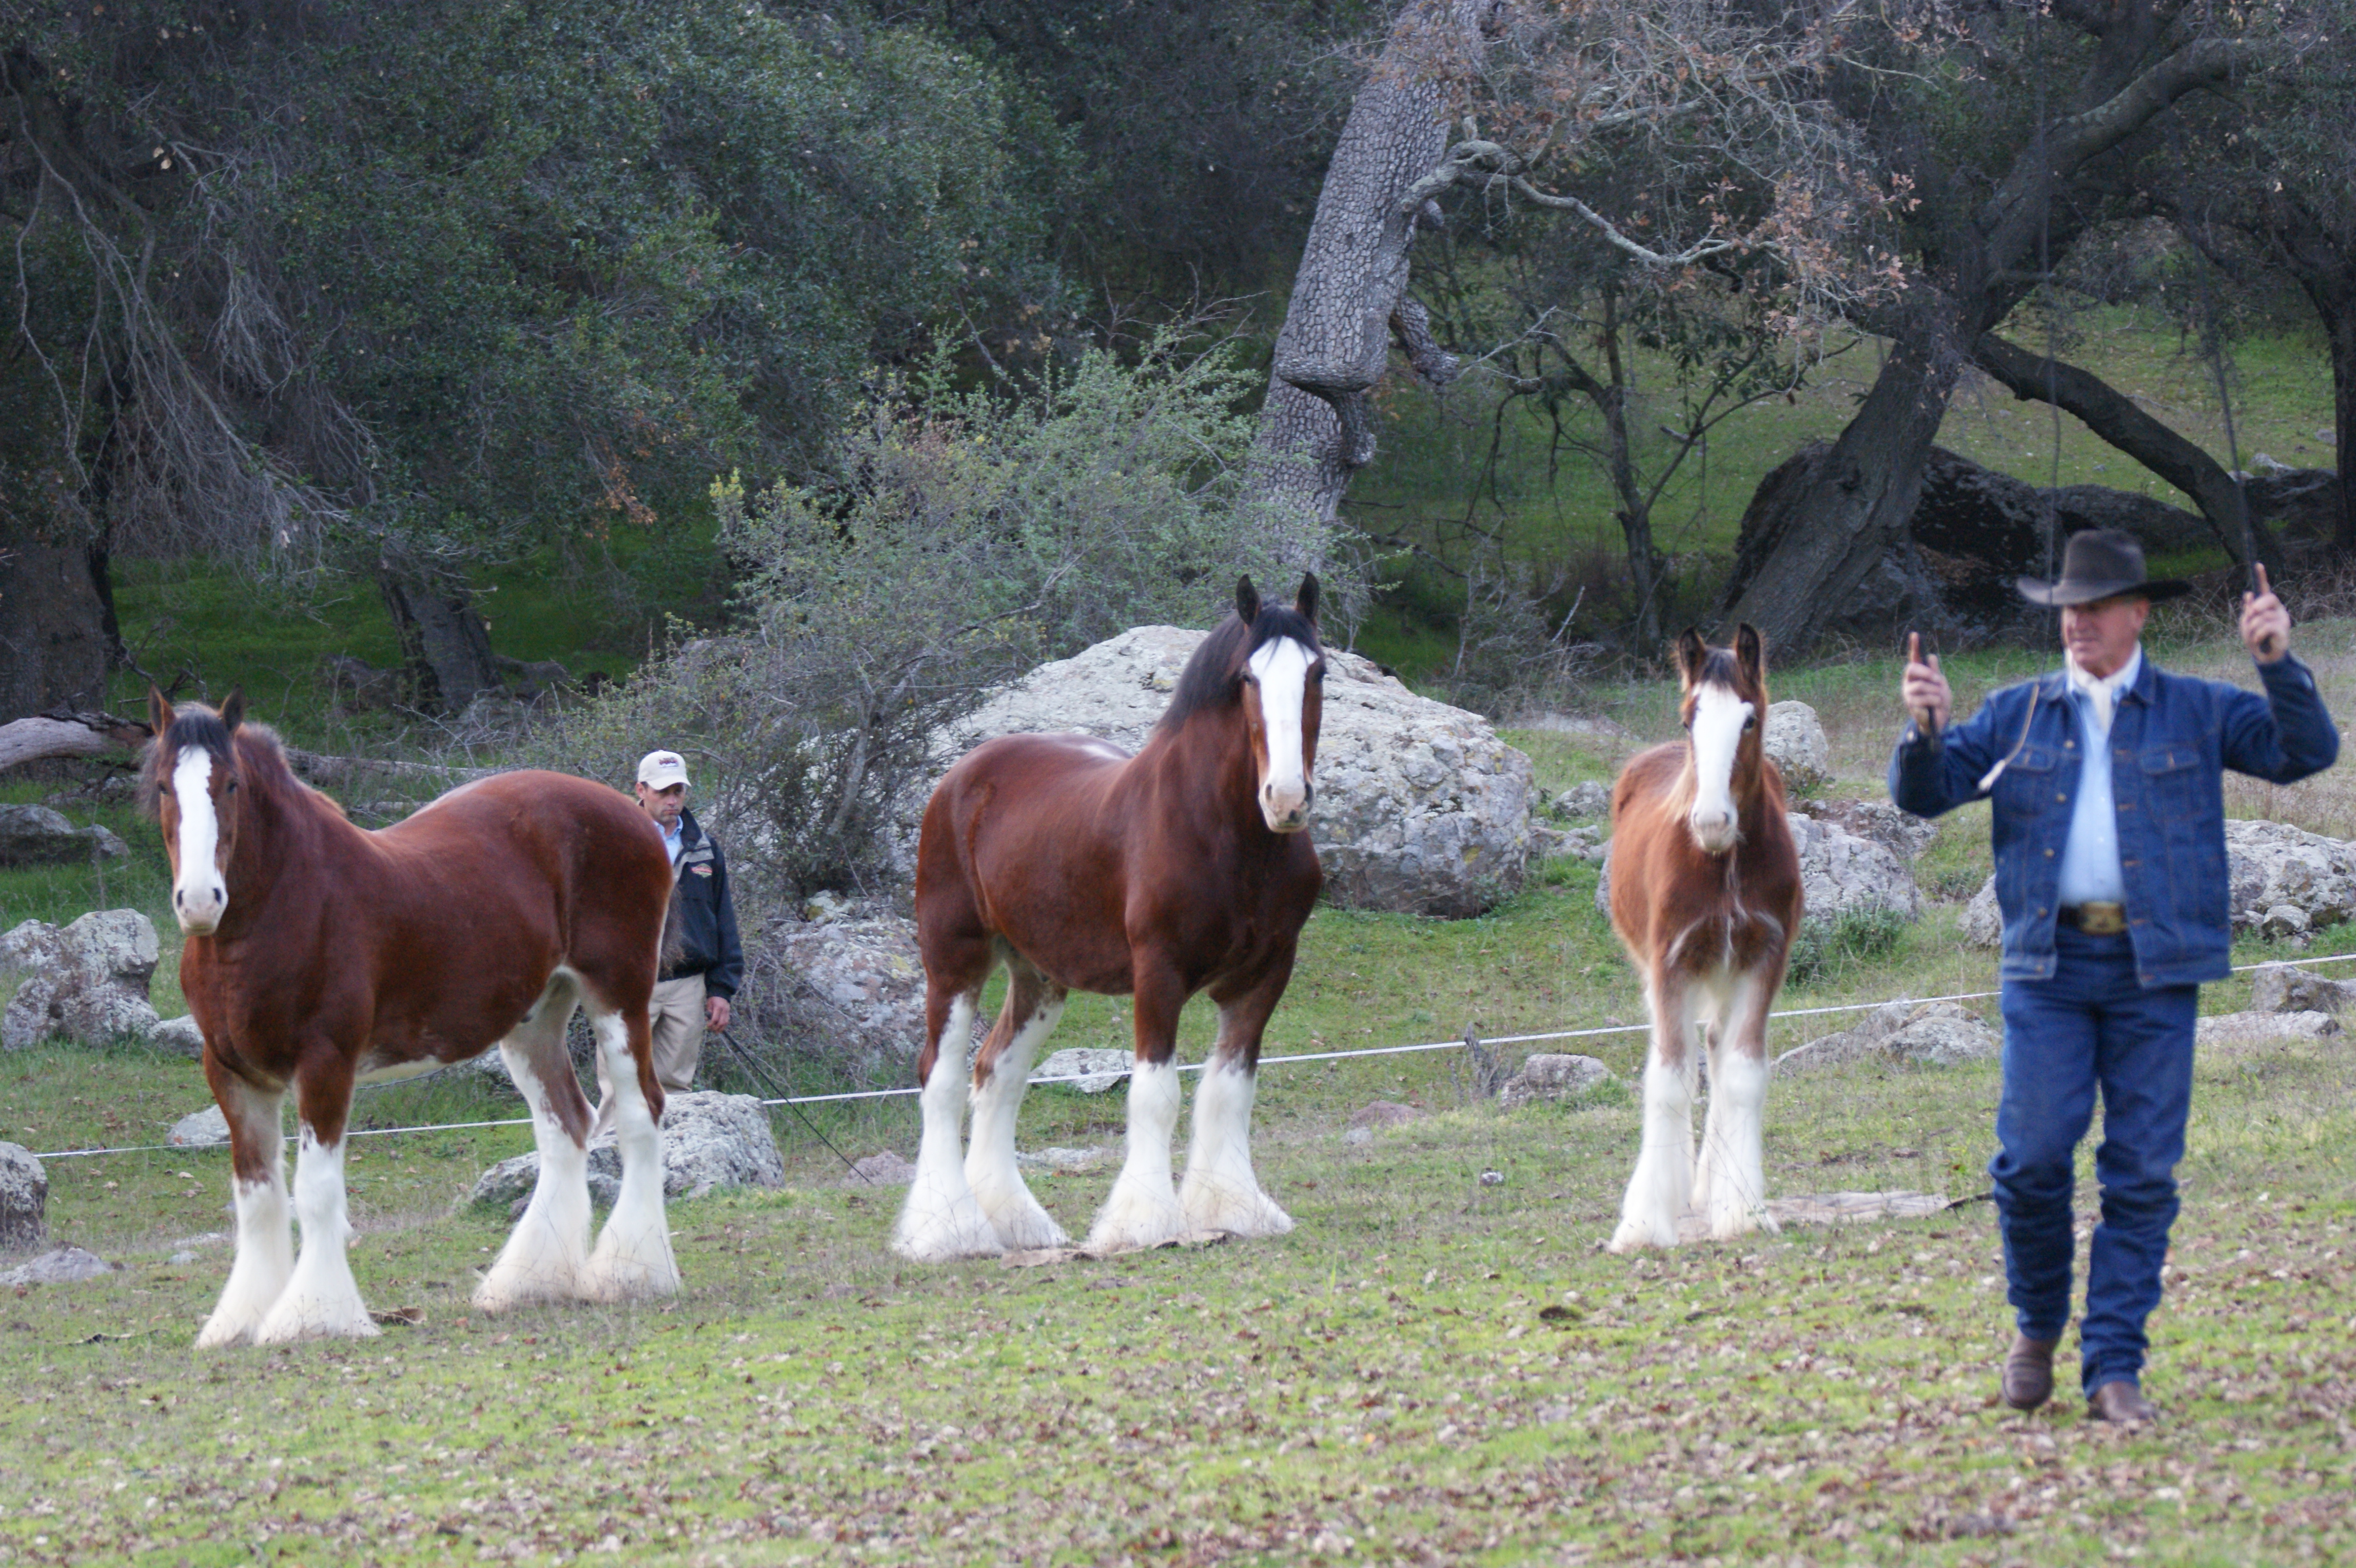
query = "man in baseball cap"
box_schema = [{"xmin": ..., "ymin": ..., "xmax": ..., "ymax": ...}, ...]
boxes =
[{"xmin": 598, "ymin": 748, "xmax": 741, "ymax": 1126}]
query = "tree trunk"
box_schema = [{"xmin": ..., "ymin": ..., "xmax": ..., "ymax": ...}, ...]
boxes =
[
  {"xmin": 1971, "ymin": 331, "xmax": 2283, "ymax": 571},
  {"xmin": 2308, "ymin": 286, "xmax": 2356, "ymax": 551},
  {"xmin": 1242, "ymin": 0, "xmax": 1500, "ymax": 569},
  {"xmin": 374, "ymin": 548, "xmax": 501, "ymax": 715},
  {"xmin": 0, "ymin": 526, "xmax": 112, "ymax": 726},
  {"xmin": 1719, "ymin": 335, "xmax": 1959, "ymax": 651}
]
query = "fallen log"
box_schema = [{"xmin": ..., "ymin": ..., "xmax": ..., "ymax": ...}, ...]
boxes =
[{"xmin": 0, "ymin": 708, "xmax": 492, "ymax": 791}]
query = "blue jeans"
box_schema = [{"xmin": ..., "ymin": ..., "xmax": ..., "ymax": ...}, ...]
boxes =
[{"xmin": 1993, "ymin": 926, "xmax": 2198, "ymax": 1394}]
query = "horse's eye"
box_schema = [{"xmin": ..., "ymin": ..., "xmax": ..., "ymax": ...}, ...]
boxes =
[
  {"xmin": 225, "ymin": 779, "xmax": 239, "ymax": 793},
  {"xmin": 1744, "ymin": 715, "xmax": 1757, "ymax": 731}
]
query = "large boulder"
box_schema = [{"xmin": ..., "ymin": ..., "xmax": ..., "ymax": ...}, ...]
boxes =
[
  {"xmin": 0, "ymin": 1246, "xmax": 112, "ymax": 1286},
  {"xmin": 1, "ymin": 910, "xmax": 162, "ymax": 1050},
  {"xmin": 2249, "ymin": 963, "xmax": 2356, "ymax": 1015},
  {"xmin": 0, "ymin": 804, "xmax": 128, "ymax": 867},
  {"xmin": 2196, "ymin": 1010, "xmax": 2340, "ymax": 1049},
  {"xmin": 468, "ymin": 1090, "xmax": 785, "ymax": 1210},
  {"xmin": 1497, "ymin": 1053, "xmax": 1613, "ymax": 1109},
  {"xmin": 1775, "ymin": 1001, "xmax": 1999, "ymax": 1074},
  {"xmin": 0, "ymin": 1142, "xmax": 46, "ymax": 1250},
  {"xmin": 1763, "ymin": 701, "xmax": 1829, "ymax": 792},
  {"xmin": 1596, "ymin": 813, "xmax": 1918, "ymax": 928},
  {"xmin": 939, "ymin": 626, "xmax": 1537, "ymax": 917},
  {"xmin": 1796, "ymin": 797, "xmax": 1937, "ymax": 862},
  {"xmin": 755, "ymin": 913, "xmax": 929, "ymax": 1083},
  {"xmin": 1962, "ymin": 820, "xmax": 2356, "ymax": 950}
]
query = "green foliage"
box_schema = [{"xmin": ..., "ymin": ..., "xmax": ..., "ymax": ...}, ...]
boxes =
[
  {"xmin": 523, "ymin": 337, "xmax": 1284, "ymax": 899},
  {"xmin": 1785, "ymin": 904, "xmax": 1912, "ymax": 988}
]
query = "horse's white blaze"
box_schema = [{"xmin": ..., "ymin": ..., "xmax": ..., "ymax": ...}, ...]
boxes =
[
  {"xmin": 198, "ymin": 1170, "xmax": 292, "ymax": 1348},
  {"xmin": 253, "ymin": 1126, "xmax": 378, "ymax": 1343},
  {"xmin": 581, "ymin": 1009, "xmax": 681, "ymax": 1302},
  {"xmin": 1249, "ymin": 637, "xmax": 1315, "ymax": 833},
  {"xmin": 1087, "ymin": 1057, "xmax": 1189, "ymax": 1252},
  {"xmin": 1685, "ymin": 683, "xmax": 1753, "ymax": 853},
  {"xmin": 170, "ymin": 748, "xmax": 228, "ymax": 934},
  {"xmin": 1179, "ymin": 1045, "xmax": 1292, "ymax": 1238},
  {"xmin": 964, "ymin": 996, "xmax": 1069, "ymax": 1251},
  {"xmin": 892, "ymin": 994, "xmax": 1003, "ymax": 1262},
  {"xmin": 476, "ymin": 1045, "xmax": 592, "ymax": 1311}
]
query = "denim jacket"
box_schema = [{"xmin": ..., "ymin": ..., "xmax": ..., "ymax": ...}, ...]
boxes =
[{"xmin": 1889, "ymin": 654, "xmax": 2339, "ymax": 987}]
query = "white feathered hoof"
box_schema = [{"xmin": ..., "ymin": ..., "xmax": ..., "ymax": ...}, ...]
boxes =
[
  {"xmin": 251, "ymin": 1289, "xmax": 383, "ymax": 1344},
  {"xmin": 1704, "ymin": 1201, "xmax": 1780, "ymax": 1242},
  {"xmin": 1607, "ymin": 1211, "xmax": 1682, "ymax": 1254},
  {"xmin": 977, "ymin": 1188, "xmax": 1069, "ymax": 1253},
  {"xmin": 1180, "ymin": 1174, "xmax": 1294, "ymax": 1240},
  {"xmin": 1086, "ymin": 1174, "xmax": 1190, "ymax": 1255},
  {"xmin": 891, "ymin": 1183, "xmax": 1005, "ymax": 1263}
]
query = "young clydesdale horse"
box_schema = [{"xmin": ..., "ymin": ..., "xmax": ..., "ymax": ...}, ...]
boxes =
[
  {"xmin": 1604, "ymin": 626, "xmax": 1803, "ymax": 1251},
  {"xmin": 144, "ymin": 692, "xmax": 680, "ymax": 1344},
  {"xmin": 893, "ymin": 576, "xmax": 1324, "ymax": 1261}
]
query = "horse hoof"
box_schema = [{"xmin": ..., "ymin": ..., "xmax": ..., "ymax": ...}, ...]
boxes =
[
  {"xmin": 1606, "ymin": 1220, "xmax": 1677, "ymax": 1254},
  {"xmin": 194, "ymin": 1316, "xmax": 260, "ymax": 1349},
  {"xmin": 984, "ymin": 1209, "xmax": 1069, "ymax": 1253},
  {"xmin": 252, "ymin": 1295, "xmax": 383, "ymax": 1344},
  {"xmin": 1181, "ymin": 1184, "xmax": 1294, "ymax": 1240}
]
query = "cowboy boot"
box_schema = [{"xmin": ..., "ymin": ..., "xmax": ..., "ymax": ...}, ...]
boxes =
[
  {"xmin": 2002, "ymin": 1335, "xmax": 2058, "ymax": 1410},
  {"xmin": 2087, "ymin": 1379, "xmax": 2158, "ymax": 1425}
]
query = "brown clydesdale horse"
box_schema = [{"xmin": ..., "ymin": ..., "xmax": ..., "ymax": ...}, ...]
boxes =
[
  {"xmin": 893, "ymin": 576, "xmax": 1324, "ymax": 1261},
  {"xmin": 1604, "ymin": 626, "xmax": 1803, "ymax": 1250},
  {"xmin": 143, "ymin": 692, "xmax": 680, "ymax": 1344}
]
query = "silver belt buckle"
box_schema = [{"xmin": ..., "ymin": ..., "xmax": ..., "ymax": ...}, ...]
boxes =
[{"xmin": 2076, "ymin": 901, "xmax": 2127, "ymax": 936}]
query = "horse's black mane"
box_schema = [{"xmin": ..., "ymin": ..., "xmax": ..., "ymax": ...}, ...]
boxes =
[
  {"xmin": 1157, "ymin": 604, "xmax": 1322, "ymax": 734},
  {"xmin": 1695, "ymin": 648, "xmax": 1743, "ymax": 689}
]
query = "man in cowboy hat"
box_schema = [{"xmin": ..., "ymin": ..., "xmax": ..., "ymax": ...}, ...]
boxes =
[{"xmin": 1891, "ymin": 530, "xmax": 2337, "ymax": 1423}]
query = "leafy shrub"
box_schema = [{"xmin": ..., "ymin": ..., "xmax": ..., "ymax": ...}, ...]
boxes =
[{"xmin": 1784, "ymin": 905, "xmax": 1910, "ymax": 987}]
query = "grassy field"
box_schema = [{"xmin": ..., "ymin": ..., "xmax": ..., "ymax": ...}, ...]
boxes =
[{"xmin": 5, "ymin": 619, "xmax": 2355, "ymax": 1563}]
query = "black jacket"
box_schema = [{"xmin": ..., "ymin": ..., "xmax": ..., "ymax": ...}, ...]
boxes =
[{"xmin": 663, "ymin": 808, "xmax": 742, "ymax": 998}]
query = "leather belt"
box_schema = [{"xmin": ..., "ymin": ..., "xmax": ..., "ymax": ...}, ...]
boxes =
[{"xmin": 2058, "ymin": 901, "xmax": 2128, "ymax": 936}]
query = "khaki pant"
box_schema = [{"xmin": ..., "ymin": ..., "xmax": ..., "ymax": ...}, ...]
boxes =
[{"xmin": 597, "ymin": 975, "xmax": 706, "ymax": 1127}]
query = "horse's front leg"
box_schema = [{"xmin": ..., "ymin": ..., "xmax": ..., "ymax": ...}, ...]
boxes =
[
  {"xmin": 1086, "ymin": 966, "xmax": 1191, "ymax": 1253},
  {"xmin": 1696, "ymin": 969, "xmax": 1780, "ymax": 1241},
  {"xmin": 196, "ymin": 1063, "xmax": 292, "ymax": 1348},
  {"xmin": 1179, "ymin": 960, "xmax": 1297, "ymax": 1240},
  {"xmin": 964, "ymin": 962, "xmax": 1069, "ymax": 1251},
  {"xmin": 254, "ymin": 1054, "xmax": 380, "ymax": 1343},
  {"xmin": 1610, "ymin": 971, "xmax": 1700, "ymax": 1253}
]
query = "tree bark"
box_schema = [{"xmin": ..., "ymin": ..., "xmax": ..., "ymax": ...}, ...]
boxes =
[
  {"xmin": 1970, "ymin": 331, "xmax": 2282, "ymax": 571},
  {"xmin": 1243, "ymin": 0, "xmax": 1501, "ymax": 569},
  {"xmin": 0, "ymin": 527, "xmax": 112, "ymax": 726},
  {"xmin": 373, "ymin": 547, "xmax": 502, "ymax": 715}
]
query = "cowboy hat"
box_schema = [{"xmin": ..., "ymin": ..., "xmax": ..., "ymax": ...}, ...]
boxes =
[{"xmin": 2016, "ymin": 527, "xmax": 2191, "ymax": 606}]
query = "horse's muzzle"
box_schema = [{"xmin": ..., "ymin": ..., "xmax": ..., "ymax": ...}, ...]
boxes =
[
  {"xmin": 1688, "ymin": 809, "xmax": 1739, "ymax": 854},
  {"xmin": 174, "ymin": 883, "xmax": 227, "ymax": 935},
  {"xmin": 1260, "ymin": 780, "xmax": 1313, "ymax": 834}
]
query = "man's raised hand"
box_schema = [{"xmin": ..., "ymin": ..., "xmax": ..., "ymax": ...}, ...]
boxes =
[
  {"xmin": 1902, "ymin": 630, "xmax": 1951, "ymax": 737},
  {"xmin": 2242, "ymin": 563, "xmax": 2290, "ymax": 664}
]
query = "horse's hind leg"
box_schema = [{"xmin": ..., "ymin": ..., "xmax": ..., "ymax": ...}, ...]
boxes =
[
  {"xmin": 1610, "ymin": 971, "xmax": 1701, "ymax": 1253},
  {"xmin": 580, "ymin": 989, "xmax": 683, "ymax": 1302},
  {"xmin": 1180, "ymin": 964, "xmax": 1296, "ymax": 1240},
  {"xmin": 197, "ymin": 1068, "xmax": 292, "ymax": 1348},
  {"xmin": 255, "ymin": 1055, "xmax": 381, "ymax": 1343},
  {"xmin": 892, "ymin": 961, "xmax": 999, "ymax": 1262},
  {"xmin": 477, "ymin": 971, "xmax": 597, "ymax": 1311},
  {"xmin": 1695, "ymin": 969, "xmax": 1780, "ymax": 1241},
  {"xmin": 1087, "ymin": 966, "xmax": 1191, "ymax": 1253},
  {"xmin": 964, "ymin": 957, "xmax": 1069, "ymax": 1251}
]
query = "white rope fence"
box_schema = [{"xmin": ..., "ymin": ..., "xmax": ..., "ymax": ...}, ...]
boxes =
[{"xmin": 29, "ymin": 951, "xmax": 2356, "ymax": 1162}]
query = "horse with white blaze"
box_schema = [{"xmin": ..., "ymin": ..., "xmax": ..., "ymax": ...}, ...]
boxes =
[
  {"xmin": 894, "ymin": 575, "xmax": 1326, "ymax": 1261},
  {"xmin": 143, "ymin": 690, "xmax": 681, "ymax": 1344},
  {"xmin": 1603, "ymin": 626, "xmax": 1804, "ymax": 1250}
]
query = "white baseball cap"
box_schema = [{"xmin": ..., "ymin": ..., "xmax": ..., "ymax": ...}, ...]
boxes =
[{"xmin": 636, "ymin": 750, "xmax": 691, "ymax": 791}]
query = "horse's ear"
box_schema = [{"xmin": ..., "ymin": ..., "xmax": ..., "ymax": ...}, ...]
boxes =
[
  {"xmin": 1675, "ymin": 628, "xmax": 1707, "ymax": 684},
  {"xmin": 1235, "ymin": 575, "xmax": 1262, "ymax": 624},
  {"xmin": 1735, "ymin": 623, "xmax": 1765, "ymax": 684},
  {"xmin": 1295, "ymin": 573, "xmax": 1320, "ymax": 627},
  {"xmin": 220, "ymin": 688, "xmax": 246, "ymax": 732},
  {"xmin": 148, "ymin": 685, "xmax": 174, "ymax": 738}
]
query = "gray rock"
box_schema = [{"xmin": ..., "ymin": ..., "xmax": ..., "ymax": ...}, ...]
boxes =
[
  {"xmin": 2249, "ymin": 964, "xmax": 2356, "ymax": 1015},
  {"xmin": 1, "ymin": 910, "xmax": 163, "ymax": 1050},
  {"xmin": 1540, "ymin": 824, "xmax": 1608, "ymax": 864},
  {"xmin": 763, "ymin": 915, "xmax": 929, "ymax": 1083},
  {"xmin": 938, "ymin": 625, "xmax": 1538, "ymax": 917},
  {"xmin": 168, "ymin": 1106, "xmax": 230, "ymax": 1147},
  {"xmin": 468, "ymin": 1091, "xmax": 784, "ymax": 1210},
  {"xmin": 844, "ymin": 1150, "xmax": 917, "ymax": 1187},
  {"xmin": 1601, "ymin": 812, "xmax": 1917, "ymax": 928},
  {"xmin": 1497, "ymin": 1053, "xmax": 1612, "ymax": 1109},
  {"xmin": 2197, "ymin": 1009, "xmax": 2340, "ymax": 1048},
  {"xmin": 1014, "ymin": 1145, "xmax": 1108, "ymax": 1172},
  {"xmin": 149, "ymin": 1014, "xmax": 206, "ymax": 1059},
  {"xmin": 1552, "ymin": 781, "xmax": 1613, "ymax": 820},
  {"xmin": 0, "ymin": 1245, "xmax": 112, "ymax": 1286},
  {"xmin": 0, "ymin": 1142, "xmax": 46, "ymax": 1250},
  {"xmin": 1776, "ymin": 1002, "xmax": 1999, "ymax": 1074},
  {"xmin": 0, "ymin": 803, "xmax": 129, "ymax": 867},
  {"xmin": 1796, "ymin": 798, "xmax": 1938, "ymax": 862},
  {"xmin": 1964, "ymin": 875, "xmax": 2002, "ymax": 948},
  {"xmin": 1763, "ymin": 701, "xmax": 1830, "ymax": 792},
  {"xmin": 1032, "ymin": 1048, "xmax": 1134, "ymax": 1093},
  {"xmin": 1347, "ymin": 1100, "xmax": 1422, "ymax": 1129},
  {"xmin": 2260, "ymin": 904, "xmax": 2313, "ymax": 941},
  {"xmin": 2225, "ymin": 819, "xmax": 2356, "ymax": 931}
]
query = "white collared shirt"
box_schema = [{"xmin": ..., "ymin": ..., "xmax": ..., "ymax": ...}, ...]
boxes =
[{"xmin": 2056, "ymin": 645, "xmax": 2141, "ymax": 907}]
